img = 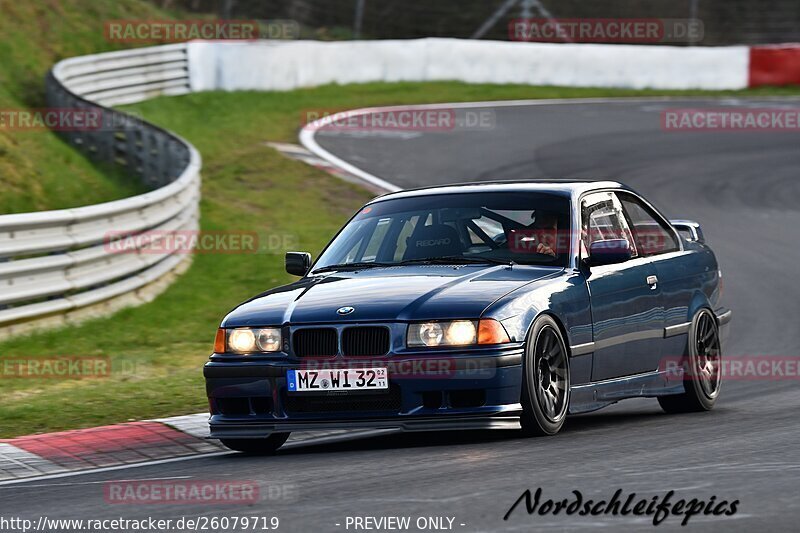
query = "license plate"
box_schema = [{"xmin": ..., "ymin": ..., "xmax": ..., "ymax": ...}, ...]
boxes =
[{"xmin": 287, "ymin": 368, "xmax": 388, "ymax": 392}]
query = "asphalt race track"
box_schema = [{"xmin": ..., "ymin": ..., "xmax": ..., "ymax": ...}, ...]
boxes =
[{"xmin": 3, "ymin": 98, "xmax": 800, "ymax": 531}]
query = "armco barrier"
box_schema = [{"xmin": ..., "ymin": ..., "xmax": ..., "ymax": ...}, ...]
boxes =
[{"xmin": 0, "ymin": 43, "xmax": 201, "ymax": 337}]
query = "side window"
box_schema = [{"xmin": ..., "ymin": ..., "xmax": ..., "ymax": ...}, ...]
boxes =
[
  {"xmin": 581, "ymin": 192, "xmax": 636, "ymax": 258},
  {"xmin": 616, "ymin": 193, "xmax": 679, "ymax": 256}
]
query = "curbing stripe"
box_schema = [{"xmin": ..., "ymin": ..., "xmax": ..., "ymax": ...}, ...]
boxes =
[
  {"xmin": 3, "ymin": 421, "xmax": 219, "ymax": 478},
  {"xmin": 0, "ymin": 443, "xmax": 66, "ymax": 481},
  {"xmin": 0, "ymin": 411, "xmax": 399, "ymax": 483},
  {"xmin": 151, "ymin": 413, "xmax": 216, "ymax": 441}
]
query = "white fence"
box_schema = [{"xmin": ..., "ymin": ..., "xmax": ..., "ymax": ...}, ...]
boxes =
[
  {"xmin": 0, "ymin": 43, "xmax": 200, "ymax": 334},
  {"xmin": 187, "ymin": 38, "xmax": 750, "ymax": 92}
]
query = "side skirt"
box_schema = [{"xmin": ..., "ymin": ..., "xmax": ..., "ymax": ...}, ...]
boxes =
[{"xmin": 568, "ymin": 369, "xmax": 686, "ymax": 415}]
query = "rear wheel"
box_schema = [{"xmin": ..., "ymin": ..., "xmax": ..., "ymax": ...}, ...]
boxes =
[
  {"xmin": 520, "ymin": 315, "xmax": 570, "ymax": 436},
  {"xmin": 658, "ymin": 308, "xmax": 721, "ymax": 413},
  {"xmin": 220, "ymin": 432, "xmax": 290, "ymax": 455}
]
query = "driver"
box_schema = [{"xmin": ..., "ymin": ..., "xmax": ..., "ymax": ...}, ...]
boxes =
[{"xmin": 532, "ymin": 212, "xmax": 559, "ymax": 257}]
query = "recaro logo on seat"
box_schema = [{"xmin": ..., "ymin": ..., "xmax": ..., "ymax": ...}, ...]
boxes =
[{"xmin": 416, "ymin": 238, "xmax": 451, "ymax": 247}]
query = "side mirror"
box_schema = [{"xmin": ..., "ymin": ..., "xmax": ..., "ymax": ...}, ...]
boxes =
[
  {"xmin": 670, "ymin": 219, "xmax": 705, "ymax": 244},
  {"xmin": 285, "ymin": 252, "xmax": 312, "ymax": 276},
  {"xmin": 586, "ymin": 239, "xmax": 632, "ymax": 267}
]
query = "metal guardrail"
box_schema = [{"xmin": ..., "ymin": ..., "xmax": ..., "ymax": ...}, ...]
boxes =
[{"xmin": 0, "ymin": 43, "xmax": 201, "ymax": 332}]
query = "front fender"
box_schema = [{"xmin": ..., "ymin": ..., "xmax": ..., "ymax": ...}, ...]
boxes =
[{"xmin": 484, "ymin": 270, "xmax": 594, "ymax": 384}]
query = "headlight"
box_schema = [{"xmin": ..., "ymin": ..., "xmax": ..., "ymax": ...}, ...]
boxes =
[
  {"xmin": 407, "ymin": 319, "xmax": 510, "ymax": 347},
  {"xmin": 216, "ymin": 328, "xmax": 283, "ymax": 353},
  {"xmin": 408, "ymin": 321, "xmax": 476, "ymax": 347},
  {"xmin": 229, "ymin": 329, "xmax": 256, "ymax": 352},
  {"xmin": 445, "ymin": 320, "xmax": 477, "ymax": 345},
  {"xmin": 256, "ymin": 328, "xmax": 282, "ymax": 352}
]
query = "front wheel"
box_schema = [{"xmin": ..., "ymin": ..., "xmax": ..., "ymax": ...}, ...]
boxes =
[
  {"xmin": 220, "ymin": 432, "xmax": 291, "ymax": 455},
  {"xmin": 658, "ymin": 308, "xmax": 721, "ymax": 413},
  {"xmin": 520, "ymin": 315, "xmax": 571, "ymax": 436}
]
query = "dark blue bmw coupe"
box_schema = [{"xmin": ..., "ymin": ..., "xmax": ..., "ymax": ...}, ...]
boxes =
[{"xmin": 205, "ymin": 181, "xmax": 731, "ymax": 453}]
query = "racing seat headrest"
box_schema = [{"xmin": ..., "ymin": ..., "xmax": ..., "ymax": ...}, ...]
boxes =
[{"xmin": 404, "ymin": 224, "xmax": 462, "ymax": 260}]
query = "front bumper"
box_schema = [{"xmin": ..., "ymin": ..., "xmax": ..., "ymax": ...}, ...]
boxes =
[
  {"xmin": 207, "ymin": 412, "xmax": 523, "ymax": 439},
  {"xmin": 204, "ymin": 350, "xmax": 523, "ymax": 439}
]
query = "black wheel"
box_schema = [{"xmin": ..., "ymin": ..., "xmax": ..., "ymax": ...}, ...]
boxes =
[
  {"xmin": 220, "ymin": 432, "xmax": 290, "ymax": 455},
  {"xmin": 658, "ymin": 308, "xmax": 721, "ymax": 413},
  {"xmin": 520, "ymin": 315, "xmax": 570, "ymax": 436}
]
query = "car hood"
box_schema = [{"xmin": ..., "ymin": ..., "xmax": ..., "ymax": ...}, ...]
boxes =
[{"xmin": 222, "ymin": 264, "xmax": 561, "ymax": 327}]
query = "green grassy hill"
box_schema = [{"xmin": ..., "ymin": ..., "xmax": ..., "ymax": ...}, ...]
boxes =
[{"xmin": 0, "ymin": 0, "xmax": 181, "ymax": 214}]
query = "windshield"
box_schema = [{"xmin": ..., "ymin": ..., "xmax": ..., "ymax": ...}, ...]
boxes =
[{"xmin": 312, "ymin": 191, "xmax": 571, "ymax": 272}]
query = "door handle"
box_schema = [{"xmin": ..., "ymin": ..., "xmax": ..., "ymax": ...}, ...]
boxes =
[{"xmin": 647, "ymin": 275, "xmax": 658, "ymax": 290}]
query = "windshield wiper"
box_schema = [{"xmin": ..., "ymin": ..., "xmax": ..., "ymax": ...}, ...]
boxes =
[
  {"xmin": 398, "ymin": 256, "xmax": 515, "ymax": 266},
  {"xmin": 312, "ymin": 262, "xmax": 395, "ymax": 273}
]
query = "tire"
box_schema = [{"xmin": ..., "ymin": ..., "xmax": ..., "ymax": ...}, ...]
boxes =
[
  {"xmin": 220, "ymin": 432, "xmax": 290, "ymax": 455},
  {"xmin": 520, "ymin": 315, "xmax": 571, "ymax": 436},
  {"xmin": 658, "ymin": 308, "xmax": 721, "ymax": 414}
]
